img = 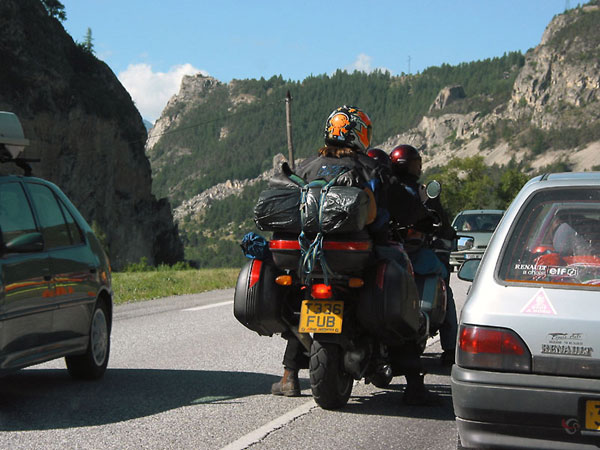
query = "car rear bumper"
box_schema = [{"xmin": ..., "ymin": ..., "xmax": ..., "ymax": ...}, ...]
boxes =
[{"xmin": 451, "ymin": 365, "xmax": 600, "ymax": 449}]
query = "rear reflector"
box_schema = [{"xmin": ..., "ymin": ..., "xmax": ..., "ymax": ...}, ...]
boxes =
[
  {"xmin": 249, "ymin": 260, "xmax": 262, "ymax": 289},
  {"xmin": 457, "ymin": 324, "xmax": 531, "ymax": 373},
  {"xmin": 269, "ymin": 240, "xmax": 371, "ymax": 251}
]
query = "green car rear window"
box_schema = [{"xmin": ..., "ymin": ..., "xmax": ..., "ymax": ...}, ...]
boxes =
[{"xmin": 498, "ymin": 188, "xmax": 600, "ymax": 288}]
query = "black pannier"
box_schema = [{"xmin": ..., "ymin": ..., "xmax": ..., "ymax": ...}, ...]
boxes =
[
  {"xmin": 233, "ymin": 258, "xmax": 288, "ymax": 336},
  {"xmin": 254, "ymin": 185, "xmax": 370, "ymax": 235},
  {"xmin": 357, "ymin": 259, "xmax": 422, "ymax": 345}
]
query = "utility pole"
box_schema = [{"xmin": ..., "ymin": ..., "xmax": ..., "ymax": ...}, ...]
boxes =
[
  {"xmin": 285, "ymin": 90, "xmax": 295, "ymax": 169},
  {"xmin": 408, "ymin": 55, "xmax": 411, "ymax": 75}
]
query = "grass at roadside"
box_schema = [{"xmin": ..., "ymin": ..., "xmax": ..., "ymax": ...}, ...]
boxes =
[{"xmin": 112, "ymin": 268, "xmax": 239, "ymax": 305}]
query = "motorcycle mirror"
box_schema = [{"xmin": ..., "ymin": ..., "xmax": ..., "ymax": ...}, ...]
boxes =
[
  {"xmin": 457, "ymin": 236, "xmax": 474, "ymax": 251},
  {"xmin": 426, "ymin": 180, "xmax": 441, "ymax": 199}
]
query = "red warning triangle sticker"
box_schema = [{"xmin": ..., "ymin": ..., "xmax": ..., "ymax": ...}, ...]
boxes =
[{"xmin": 520, "ymin": 288, "xmax": 557, "ymax": 315}]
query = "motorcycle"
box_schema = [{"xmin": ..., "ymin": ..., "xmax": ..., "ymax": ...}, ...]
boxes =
[{"xmin": 234, "ymin": 181, "xmax": 447, "ymax": 410}]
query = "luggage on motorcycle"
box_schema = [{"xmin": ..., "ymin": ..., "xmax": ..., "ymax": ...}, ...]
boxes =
[
  {"xmin": 254, "ymin": 186, "xmax": 370, "ymax": 234},
  {"xmin": 254, "ymin": 188, "xmax": 302, "ymax": 232},
  {"xmin": 357, "ymin": 259, "xmax": 422, "ymax": 345},
  {"xmin": 269, "ymin": 231, "xmax": 373, "ymax": 275},
  {"xmin": 233, "ymin": 259, "xmax": 287, "ymax": 336},
  {"xmin": 415, "ymin": 275, "xmax": 447, "ymax": 333}
]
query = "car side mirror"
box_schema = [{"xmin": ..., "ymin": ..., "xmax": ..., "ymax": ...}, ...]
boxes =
[
  {"xmin": 426, "ymin": 180, "xmax": 441, "ymax": 199},
  {"xmin": 4, "ymin": 232, "xmax": 44, "ymax": 253},
  {"xmin": 458, "ymin": 258, "xmax": 480, "ymax": 282},
  {"xmin": 457, "ymin": 236, "xmax": 474, "ymax": 251}
]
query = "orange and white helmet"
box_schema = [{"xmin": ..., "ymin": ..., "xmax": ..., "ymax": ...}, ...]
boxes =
[{"xmin": 324, "ymin": 105, "xmax": 372, "ymax": 152}]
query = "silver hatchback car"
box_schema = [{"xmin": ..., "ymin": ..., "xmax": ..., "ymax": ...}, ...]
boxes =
[{"xmin": 452, "ymin": 172, "xmax": 600, "ymax": 449}]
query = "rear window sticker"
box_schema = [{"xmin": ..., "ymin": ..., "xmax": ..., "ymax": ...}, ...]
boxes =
[
  {"xmin": 521, "ymin": 287, "xmax": 557, "ymax": 315},
  {"xmin": 513, "ymin": 263, "xmax": 547, "ymax": 277}
]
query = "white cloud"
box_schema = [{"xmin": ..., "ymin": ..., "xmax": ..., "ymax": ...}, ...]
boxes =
[
  {"xmin": 345, "ymin": 53, "xmax": 391, "ymax": 75},
  {"xmin": 118, "ymin": 63, "xmax": 208, "ymax": 123}
]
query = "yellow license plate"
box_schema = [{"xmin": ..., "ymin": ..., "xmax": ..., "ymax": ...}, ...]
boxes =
[
  {"xmin": 299, "ymin": 300, "xmax": 343, "ymax": 334},
  {"xmin": 585, "ymin": 400, "xmax": 600, "ymax": 430}
]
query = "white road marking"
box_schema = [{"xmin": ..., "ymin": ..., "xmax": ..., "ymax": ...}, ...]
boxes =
[
  {"xmin": 182, "ymin": 300, "xmax": 233, "ymax": 311},
  {"xmin": 220, "ymin": 400, "xmax": 316, "ymax": 450}
]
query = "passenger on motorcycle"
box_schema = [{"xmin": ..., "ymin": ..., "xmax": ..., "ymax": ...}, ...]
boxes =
[
  {"xmin": 271, "ymin": 108, "xmax": 439, "ymax": 405},
  {"xmin": 389, "ymin": 144, "xmax": 458, "ymax": 366},
  {"xmin": 272, "ymin": 105, "xmax": 379, "ymax": 397}
]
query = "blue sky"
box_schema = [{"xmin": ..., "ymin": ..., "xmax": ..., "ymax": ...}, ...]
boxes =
[{"xmin": 60, "ymin": 0, "xmax": 569, "ymax": 122}]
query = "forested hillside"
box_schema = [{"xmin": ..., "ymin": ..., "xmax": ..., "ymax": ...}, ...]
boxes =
[
  {"xmin": 151, "ymin": 2, "xmax": 600, "ymax": 269},
  {"xmin": 150, "ymin": 52, "xmax": 524, "ymax": 206}
]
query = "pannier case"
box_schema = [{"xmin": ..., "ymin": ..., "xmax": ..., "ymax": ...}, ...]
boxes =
[
  {"xmin": 233, "ymin": 259, "xmax": 288, "ymax": 336},
  {"xmin": 357, "ymin": 259, "xmax": 421, "ymax": 344},
  {"xmin": 415, "ymin": 275, "xmax": 447, "ymax": 333}
]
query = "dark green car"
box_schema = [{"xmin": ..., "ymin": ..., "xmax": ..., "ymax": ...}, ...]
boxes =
[{"xmin": 0, "ymin": 174, "xmax": 112, "ymax": 379}]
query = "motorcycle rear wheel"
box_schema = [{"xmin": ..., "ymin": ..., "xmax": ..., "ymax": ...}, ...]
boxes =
[{"xmin": 309, "ymin": 340, "xmax": 353, "ymax": 409}]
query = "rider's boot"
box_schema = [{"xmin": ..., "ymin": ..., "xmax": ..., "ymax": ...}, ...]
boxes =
[
  {"xmin": 271, "ymin": 367, "xmax": 301, "ymax": 397},
  {"xmin": 403, "ymin": 372, "xmax": 442, "ymax": 406}
]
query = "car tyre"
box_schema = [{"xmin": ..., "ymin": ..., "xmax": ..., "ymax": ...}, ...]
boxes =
[{"xmin": 66, "ymin": 300, "xmax": 110, "ymax": 380}]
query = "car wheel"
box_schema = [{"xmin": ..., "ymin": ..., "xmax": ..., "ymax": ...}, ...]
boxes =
[{"xmin": 66, "ymin": 300, "xmax": 110, "ymax": 380}]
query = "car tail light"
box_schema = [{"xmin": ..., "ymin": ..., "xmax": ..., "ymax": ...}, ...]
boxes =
[
  {"xmin": 457, "ymin": 324, "xmax": 531, "ymax": 372},
  {"xmin": 311, "ymin": 284, "xmax": 332, "ymax": 299}
]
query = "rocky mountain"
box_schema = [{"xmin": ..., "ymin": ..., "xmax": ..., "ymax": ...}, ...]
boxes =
[
  {"xmin": 143, "ymin": 2, "xmax": 600, "ymax": 268},
  {"xmin": 164, "ymin": 3, "xmax": 600, "ymax": 227},
  {"xmin": 0, "ymin": 0, "xmax": 183, "ymax": 269},
  {"xmin": 380, "ymin": 3, "xmax": 600, "ymax": 172}
]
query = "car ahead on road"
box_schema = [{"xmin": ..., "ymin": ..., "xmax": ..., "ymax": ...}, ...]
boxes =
[
  {"xmin": 0, "ymin": 112, "xmax": 112, "ymax": 379},
  {"xmin": 452, "ymin": 172, "xmax": 600, "ymax": 449},
  {"xmin": 449, "ymin": 209, "xmax": 504, "ymax": 270}
]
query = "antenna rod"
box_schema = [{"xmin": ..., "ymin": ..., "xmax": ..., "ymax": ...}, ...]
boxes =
[{"xmin": 285, "ymin": 90, "xmax": 295, "ymax": 170}]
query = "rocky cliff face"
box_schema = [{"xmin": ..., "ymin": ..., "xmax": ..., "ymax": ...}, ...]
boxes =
[
  {"xmin": 380, "ymin": 4, "xmax": 600, "ymax": 173},
  {"xmin": 0, "ymin": 0, "xmax": 183, "ymax": 269},
  {"xmin": 157, "ymin": 4, "xmax": 600, "ymax": 225}
]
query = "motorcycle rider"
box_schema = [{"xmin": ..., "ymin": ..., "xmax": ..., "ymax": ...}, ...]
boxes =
[
  {"xmin": 272, "ymin": 108, "xmax": 440, "ymax": 405},
  {"xmin": 389, "ymin": 144, "xmax": 458, "ymax": 366}
]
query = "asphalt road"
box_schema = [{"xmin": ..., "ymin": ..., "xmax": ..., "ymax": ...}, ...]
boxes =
[{"xmin": 0, "ymin": 274, "xmax": 470, "ymax": 450}]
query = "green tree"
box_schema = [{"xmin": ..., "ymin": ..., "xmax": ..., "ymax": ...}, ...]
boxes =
[
  {"xmin": 429, "ymin": 156, "xmax": 497, "ymax": 217},
  {"xmin": 82, "ymin": 27, "xmax": 94, "ymax": 54},
  {"xmin": 40, "ymin": 0, "xmax": 66, "ymax": 21},
  {"xmin": 497, "ymin": 167, "xmax": 529, "ymax": 208}
]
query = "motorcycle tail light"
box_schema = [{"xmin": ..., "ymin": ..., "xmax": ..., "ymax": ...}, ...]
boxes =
[
  {"xmin": 457, "ymin": 324, "xmax": 531, "ymax": 373},
  {"xmin": 311, "ymin": 283, "xmax": 332, "ymax": 299}
]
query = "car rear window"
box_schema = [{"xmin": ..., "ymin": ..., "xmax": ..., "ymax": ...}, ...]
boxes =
[
  {"xmin": 453, "ymin": 213, "xmax": 503, "ymax": 232},
  {"xmin": 498, "ymin": 187, "xmax": 600, "ymax": 288}
]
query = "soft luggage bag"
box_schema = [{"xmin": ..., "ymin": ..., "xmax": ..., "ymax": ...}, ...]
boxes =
[
  {"xmin": 357, "ymin": 259, "xmax": 421, "ymax": 345},
  {"xmin": 254, "ymin": 185, "xmax": 370, "ymax": 235},
  {"xmin": 233, "ymin": 259, "xmax": 287, "ymax": 336},
  {"xmin": 254, "ymin": 188, "xmax": 301, "ymax": 232}
]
